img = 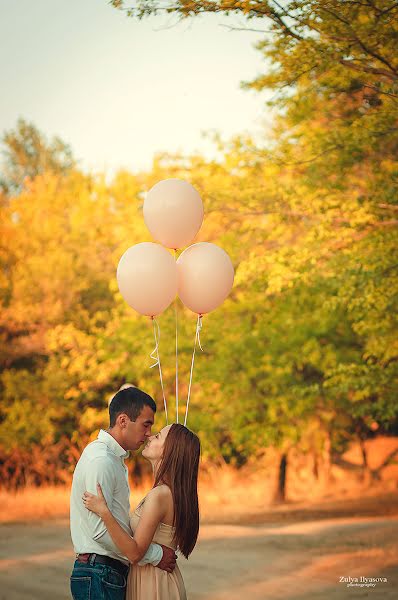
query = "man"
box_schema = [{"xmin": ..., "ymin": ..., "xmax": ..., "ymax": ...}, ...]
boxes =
[{"xmin": 70, "ymin": 386, "xmax": 177, "ymax": 599}]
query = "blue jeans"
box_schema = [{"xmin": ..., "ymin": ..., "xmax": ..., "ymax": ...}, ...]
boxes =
[{"xmin": 70, "ymin": 559, "xmax": 128, "ymax": 600}]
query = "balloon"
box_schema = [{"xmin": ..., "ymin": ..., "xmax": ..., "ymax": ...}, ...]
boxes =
[
  {"xmin": 177, "ymin": 242, "xmax": 234, "ymax": 314},
  {"xmin": 117, "ymin": 243, "xmax": 177, "ymax": 317},
  {"xmin": 144, "ymin": 179, "xmax": 204, "ymax": 249}
]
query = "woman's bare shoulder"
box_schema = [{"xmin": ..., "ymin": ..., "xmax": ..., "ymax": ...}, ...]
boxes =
[{"xmin": 148, "ymin": 483, "xmax": 172, "ymax": 500}]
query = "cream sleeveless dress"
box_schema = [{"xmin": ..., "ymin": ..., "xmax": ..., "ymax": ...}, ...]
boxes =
[{"xmin": 126, "ymin": 501, "xmax": 187, "ymax": 600}]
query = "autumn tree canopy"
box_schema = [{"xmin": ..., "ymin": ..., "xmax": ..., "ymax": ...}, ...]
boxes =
[{"xmin": 0, "ymin": 0, "xmax": 397, "ymax": 488}]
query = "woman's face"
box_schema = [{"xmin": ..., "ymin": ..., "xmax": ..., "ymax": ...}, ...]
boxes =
[{"xmin": 142, "ymin": 424, "xmax": 172, "ymax": 462}]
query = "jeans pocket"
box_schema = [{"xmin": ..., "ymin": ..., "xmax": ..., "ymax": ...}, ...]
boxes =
[
  {"xmin": 102, "ymin": 567, "xmax": 126, "ymax": 600},
  {"xmin": 70, "ymin": 575, "xmax": 91, "ymax": 600}
]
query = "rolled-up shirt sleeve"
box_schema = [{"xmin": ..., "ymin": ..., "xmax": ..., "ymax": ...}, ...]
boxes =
[{"xmin": 138, "ymin": 542, "xmax": 163, "ymax": 566}]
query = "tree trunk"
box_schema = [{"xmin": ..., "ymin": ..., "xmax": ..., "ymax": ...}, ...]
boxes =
[
  {"xmin": 312, "ymin": 451, "xmax": 319, "ymax": 480},
  {"xmin": 359, "ymin": 436, "xmax": 372, "ymax": 485},
  {"xmin": 273, "ymin": 452, "xmax": 288, "ymax": 503},
  {"xmin": 322, "ymin": 430, "xmax": 332, "ymax": 487}
]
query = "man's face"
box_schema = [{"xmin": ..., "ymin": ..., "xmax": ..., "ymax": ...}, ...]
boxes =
[{"xmin": 124, "ymin": 405, "xmax": 155, "ymax": 451}]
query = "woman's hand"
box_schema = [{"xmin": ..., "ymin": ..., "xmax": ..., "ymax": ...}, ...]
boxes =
[{"xmin": 82, "ymin": 483, "xmax": 110, "ymax": 518}]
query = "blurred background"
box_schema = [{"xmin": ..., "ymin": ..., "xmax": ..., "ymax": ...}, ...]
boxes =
[{"xmin": 0, "ymin": 1, "xmax": 397, "ymax": 599}]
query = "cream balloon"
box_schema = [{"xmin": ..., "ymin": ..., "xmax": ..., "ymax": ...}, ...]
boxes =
[
  {"xmin": 177, "ymin": 242, "xmax": 234, "ymax": 314},
  {"xmin": 143, "ymin": 179, "xmax": 204, "ymax": 249},
  {"xmin": 117, "ymin": 242, "xmax": 177, "ymax": 317}
]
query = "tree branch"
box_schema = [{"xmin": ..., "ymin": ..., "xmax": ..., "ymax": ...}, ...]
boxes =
[
  {"xmin": 320, "ymin": 6, "xmax": 398, "ymax": 77},
  {"xmin": 339, "ymin": 59, "xmax": 398, "ymax": 81},
  {"xmin": 378, "ymin": 203, "xmax": 398, "ymax": 212},
  {"xmin": 274, "ymin": 145, "xmax": 342, "ymax": 166},
  {"xmin": 219, "ymin": 24, "xmax": 274, "ymax": 34}
]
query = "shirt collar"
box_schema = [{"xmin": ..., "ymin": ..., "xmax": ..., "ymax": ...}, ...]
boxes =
[{"xmin": 98, "ymin": 429, "xmax": 130, "ymax": 459}]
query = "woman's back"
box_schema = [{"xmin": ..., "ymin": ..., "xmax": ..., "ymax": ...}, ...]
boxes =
[{"xmin": 154, "ymin": 484, "xmax": 175, "ymax": 526}]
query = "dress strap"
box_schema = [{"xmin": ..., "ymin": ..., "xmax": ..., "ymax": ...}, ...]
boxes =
[{"xmin": 136, "ymin": 495, "xmax": 147, "ymax": 511}]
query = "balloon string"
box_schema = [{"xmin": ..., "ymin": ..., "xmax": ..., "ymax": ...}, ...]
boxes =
[
  {"xmin": 149, "ymin": 317, "xmax": 168, "ymax": 425},
  {"xmin": 184, "ymin": 315, "xmax": 204, "ymax": 427},
  {"xmin": 175, "ymin": 297, "xmax": 179, "ymax": 424},
  {"xmin": 174, "ymin": 249, "xmax": 179, "ymax": 424}
]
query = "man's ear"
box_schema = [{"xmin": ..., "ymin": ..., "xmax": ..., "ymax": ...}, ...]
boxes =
[{"xmin": 117, "ymin": 413, "xmax": 129, "ymax": 429}]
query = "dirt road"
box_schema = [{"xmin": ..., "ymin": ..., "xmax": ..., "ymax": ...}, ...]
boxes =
[{"xmin": 0, "ymin": 514, "xmax": 397, "ymax": 600}]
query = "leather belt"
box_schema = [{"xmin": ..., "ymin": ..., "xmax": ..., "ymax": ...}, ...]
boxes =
[{"xmin": 76, "ymin": 553, "xmax": 129, "ymax": 577}]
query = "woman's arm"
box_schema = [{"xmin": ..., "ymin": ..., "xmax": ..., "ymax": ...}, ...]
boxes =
[
  {"xmin": 83, "ymin": 483, "xmax": 167, "ymax": 564},
  {"xmin": 133, "ymin": 486, "xmax": 172, "ymax": 562}
]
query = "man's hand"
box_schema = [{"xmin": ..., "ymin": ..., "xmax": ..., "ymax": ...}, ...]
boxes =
[{"xmin": 157, "ymin": 545, "xmax": 177, "ymax": 573}]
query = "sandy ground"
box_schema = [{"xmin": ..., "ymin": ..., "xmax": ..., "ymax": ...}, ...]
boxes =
[{"xmin": 1, "ymin": 498, "xmax": 397, "ymax": 600}]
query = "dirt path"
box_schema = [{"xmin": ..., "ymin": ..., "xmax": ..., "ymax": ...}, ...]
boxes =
[{"xmin": 0, "ymin": 515, "xmax": 397, "ymax": 600}]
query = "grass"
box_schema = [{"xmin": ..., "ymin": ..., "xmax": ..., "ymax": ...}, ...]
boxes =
[
  {"xmin": 2, "ymin": 434, "xmax": 398, "ymax": 525},
  {"xmin": 1, "ymin": 461, "xmax": 397, "ymax": 525},
  {"xmin": 0, "ymin": 463, "xmax": 273, "ymax": 524}
]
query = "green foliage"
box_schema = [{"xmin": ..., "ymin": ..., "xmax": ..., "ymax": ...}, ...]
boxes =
[{"xmin": 1, "ymin": 1, "xmax": 398, "ymax": 486}]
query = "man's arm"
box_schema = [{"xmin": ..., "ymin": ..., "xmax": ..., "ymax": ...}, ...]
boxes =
[
  {"xmin": 138, "ymin": 541, "xmax": 163, "ymax": 566},
  {"xmin": 138, "ymin": 543, "xmax": 177, "ymax": 571},
  {"xmin": 85, "ymin": 457, "xmax": 128, "ymax": 554}
]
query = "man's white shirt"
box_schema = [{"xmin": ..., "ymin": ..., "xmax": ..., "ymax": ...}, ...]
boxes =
[{"xmin": 70, "ymin": 429, "xmax": 162, "ymax": 566}]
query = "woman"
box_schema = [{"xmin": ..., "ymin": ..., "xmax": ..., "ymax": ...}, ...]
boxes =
[{"xmin": 83, "ymin": 423, "xmax": 200, "ymax": 600}]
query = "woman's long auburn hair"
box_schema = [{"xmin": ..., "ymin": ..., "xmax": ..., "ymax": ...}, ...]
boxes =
[{"xmin": 153, "ymin": 423, "xmax": 200, "ymax": 559}]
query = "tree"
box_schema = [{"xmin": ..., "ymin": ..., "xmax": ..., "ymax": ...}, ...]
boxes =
[
  {"xmin": 0, "ymin": 118, "xmax": 75, "ymax": 195},
  {"xmin": 109, "ymin": 0, "xmax": 398, "ymax": 490},
  {"xmin": 1, "ymin": 1, "xmax": 397, "ymax": 491}
]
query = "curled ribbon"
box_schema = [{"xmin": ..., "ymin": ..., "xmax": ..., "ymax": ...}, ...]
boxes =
[
  {"xmin": 197, "ymin": 314, "xmax": 204, "ymax": 352},
  {"xmin": 149, "ymin": 318, "xmax": 161, "ymax": 369}
]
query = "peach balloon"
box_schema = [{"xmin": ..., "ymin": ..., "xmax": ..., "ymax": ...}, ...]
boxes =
[
  {"xmin": 177, "ymin": 242, "xmax": 234, "ymax": 314},
  {"xmin": 143, "ymin": 179, "xmax": 204, "ymax": 249},
  {"xmin": 117, "ymin": 243, "xmax": 177, "ymax": 317}
]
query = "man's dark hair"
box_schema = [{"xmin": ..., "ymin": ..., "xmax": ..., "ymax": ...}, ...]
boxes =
[{"xmin": 109, "ymin": 387, "xmax": 156, "ymax": 427}]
